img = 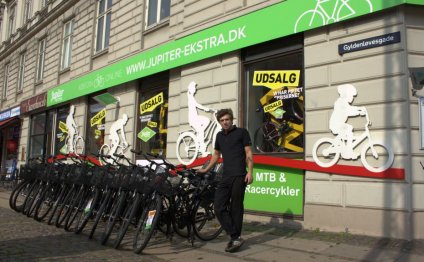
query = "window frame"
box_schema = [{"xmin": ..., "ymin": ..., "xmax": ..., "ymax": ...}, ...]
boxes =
[
  {"xmin": 60, "ymin": 20, "xmax": 73, "ymax": 70},
  {"xmin": 36, "ymin": 38, "xmax": 46, "ymax": 82},
  {"xmin": 3, "ymin": 63, "xmax": 10, "ymax": 99},
  {"xmin": 17, "ymin": 52, "xmax": 26, "ymax": 92},
  {"xmin": 95, "ymin": 0, "xmax": 112, "ymax": 53},
  {"xmin": 145, "ymin": 0, "xmax": 170, "ymax": 29},
  {"xmin": 23, "ymin": 0, "xmax": 33, "ymax": 23},
  {"xmin": 7, "ymin": 4, "xmax": 16, "ymax": 38}
]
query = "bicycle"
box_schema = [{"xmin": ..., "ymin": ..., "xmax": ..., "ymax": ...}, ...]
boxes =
[
  {"xmin": 176, "ymin": 111, "xmax": 220, "ymax": 165},
  {"xmin": 294, "ymin": 0, "xmax": 373, "ymax": 33},
  {"xmin": 312, "ymin": 110, "xmax": 394, "ymax": 172},
  {"xmin": 254, "ymin": 97, "xmax": 304, "ymax": 153}
]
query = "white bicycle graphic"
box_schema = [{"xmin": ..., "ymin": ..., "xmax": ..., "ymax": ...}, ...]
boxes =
[
  {"xmin": 62, "ymin": 131, "xmax": 85, "ymax": 156},
  {"xmin": 176, "ymin": 111, "xmax": 220, "ymax": 165},
  {"xmin": 99, "ymin": 142, "xmax": 129, "ymax": 165},
  {"xmin": 312, "ymin": 112, "xmax": 394, "ymax": 173},
  {"xmin": 294, "ymin": 0, "xmax": 373, "ymax": 33}
]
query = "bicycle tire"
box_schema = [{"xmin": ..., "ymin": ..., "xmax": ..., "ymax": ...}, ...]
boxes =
[
  {"xmin": 312, "ymin": 137, "xmax": 340, "ymax": 168},
  {"xmin": 74, "ymin": 136, "xmax": 85, "ymax": 156},
  {"xmin": 75, "ymin": 187, "xmax": 101, "ymax": 234},
  {"xmin": 133, "ymin": 193, "xmax": 162, "ymax": 254},
  {"xmin": 192, "ymin": 199, "xmax": 222, "ymax": 241},
  {"xmin": 100, "ymin": 191, "xmax": 127, "ymax": 245},
  {"xmin": 360, "ymin": 141, "xmax": 394, "ymax": 173},
  {"xmin": 47, "ymin": 184, "xmax": 69, "ymax": 225},
  {"xmin": 254, "ymin": 122, "xmax": 283, "ymax": 153},
  {"xmin": 22, "ymin": 182, "xmax": 43, "ymax": 217},
  {"xmin": 294, "ymin": 9, "xmax": 325, "ymax": 33},
  {"xmin": 33, "ymin": 183, "xmax": 60, "ymax": 222},
  {"xmin": 9, "ymin": 181, "xmax": 31, "ymax": 212},
  {"xmin": 171, "ymin": 195, "xmax": 190, "ymax": 238},
  {"xmin": 89, "ymin": 189, "xmax": 113, "ymax": 239},
  {"xmin": 176, "ymin": 132, "xmax": 199, "ymax": 165},
  {"xmin": 65, "ymin": 186, "xmax": 91, "ymax": 232},
  {"xmin": 55, "ymin": 186, "xmax": 79, "ymax": 228},
  {"xmin": 113, "ymin": 193, "xmax": 142, "ymax": 249}
]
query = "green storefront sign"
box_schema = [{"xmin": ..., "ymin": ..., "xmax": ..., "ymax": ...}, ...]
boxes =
[
  {"xmin": 245, "ymin": 164, "xmax": 304, "ymax": 216},
  {"xmin": 47, "ymin": 0, "xmax": 421, "ymax": 106}
]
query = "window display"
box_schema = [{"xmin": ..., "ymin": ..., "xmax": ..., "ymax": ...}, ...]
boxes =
[
  {"xmin": 244, "ymin": 51, "xmax": 304, "ymax": 154},
  {"xmin": 87, "ymin": 96, "xmax": 106, "ymax": 155}
]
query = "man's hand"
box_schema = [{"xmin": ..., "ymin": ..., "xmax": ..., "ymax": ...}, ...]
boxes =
[
  {"xmin": 245, "ymin": 172, "xmax": 253, "ymax": 185},
  {"xmin": 197, "ymin": 168, "xmax": 207, "ymax": 174}
]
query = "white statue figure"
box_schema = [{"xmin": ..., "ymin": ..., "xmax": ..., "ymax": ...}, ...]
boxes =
[
  {"xmin": 66, "ymin": 105, "xmax": 78, "ymax": 153},
  {"xmin": 109, "ymin": 113, "xmax": 129, "ymax": 156},
  {"xmin": 187, "ymin": 81, "xmax": 212, "ymax": 157},
  {"xmin": 329, "ymin": 84, "xmax": 366, "ymax": 159}
]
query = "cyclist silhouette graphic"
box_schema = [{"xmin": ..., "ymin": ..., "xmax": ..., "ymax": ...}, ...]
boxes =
[
  {"xmin": 329, "ymin": 84, "xmax": 366, "ymax": 159},
  {"xmin": 187, "ymin": 81, "xmax": 214, "ymax": 157},
  {"xmin": 66, "ymin": 105, "xmax": 78, "ymax": 153},
  {"xmin": 109, "ymin": 114, "xmax": 129, "ymax": 156}
]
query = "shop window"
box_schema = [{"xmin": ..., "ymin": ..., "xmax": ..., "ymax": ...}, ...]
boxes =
[
  {"xmin": 28, "ymin": 111, "xmax": 54, "ymax": 158},
  {"xmin": 60, "ymin": 20, "xmax": 73, "ymax": 70},
  {"xmin": 95, "ymin": 0, "xmax": 112, "ymax": 52},
  {"xmin": 86, "ymin": 96, "xmax": 106, "ymax": 155},
  {"xmin": 4, "ymin": 125, "xmax": 20, "ymax": 174},
  {"xmin": 136, "ymin": 73, "xmax": 169, "ymax": 156},
  {"xmin": 243, "ymin": 37, "xmax": 304, "ymax": 155},
  {"xmin": 54, "ymin": 106, "xmax": 71, "ymax": 155},
  {"xmin": 146, "ymin": 0, "xmax": 170, "ymax": 28}
]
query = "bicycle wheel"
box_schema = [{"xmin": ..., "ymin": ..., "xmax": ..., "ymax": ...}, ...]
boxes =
[
  {"xmin": 99, "ymin": 144, "xmax": 111, "ymax": 165},
  {"xmin": 22, "ymin": 182, "xmax": 43, "ymax": 217},
  {"xmin": 192, "ymin": 199, "xmax": 222, "ymax": 241},
  {"xmin": 133, "ymin": 193, "xmax": 162, "ymax": 254},
  {"xmin": 176, "ymin": 132, "xmax": 199, "ymax": 165},
  {"xmin": 65, "ymin": 187, "xmax": 96, "ymax": 232},
  {"xmin": 171, "ymin": 195, "xmax": 190, "ymax": 238},
  {"xmin": 34, "ymin": 183, "xmax": 61, "ymax": 222},
  {"xmin": 113, "ymin": 193, "xmax": 142, "ymax": 249},
  {"xmin": 254, "ymin": 122, "xmax": 283, "ymax": 153},
  {"xmin": 361, "ymin": 141, "xmax": 394, "ymax": 173},
  {"xmin": 89, "ymin": 189, "xmax": 113, "ymax": 239},
  {"xmin": 312, "ymin": 138, "xmax": 340, "ymax": 168},
  {"xmin": 10, "ymin": 181, "xmax": 31, "ymax": 212},
  {"xmin": 74, "ymin": 136, "xmax": 85, "ymax": 156},
  {"xmin": 294, "ymin": 10, "xmax": 325, "ymax": 33},
  {"xmin": 64, "ymin": 186, "xmax": 88, "ymax": 232},
  {"xmin": 75, "ymin": 187, "xmax": 101, "ymax": 234},
  {"xmin": 337, "ymin": 0, "xmax": 373, "ymax": 21},
  {"xmin": 55, "ymin": 186, "xmax": 79, "ymax": 228},
  {"xmin": 47, "ymin": 184, "xmax": 69, "ymax": 225},
  {"xmin": 100, "ymin": 191, "xmax": 127, "ymax": 245}
]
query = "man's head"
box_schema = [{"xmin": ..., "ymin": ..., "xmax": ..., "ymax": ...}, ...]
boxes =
[
  {"xmin": 188, "ymin": 81, "xmax": 197, "ymax": 94},
  {"xmin": 216, "ymin": 108, "xmax": 234, "ymax": 131},
  {"xmin": 122, "ymin": 114, "xmax": 128, "ymax": 124},
  {"xmin": 337, "ymin": 84, "xmax": 357, "ymax": 103}
]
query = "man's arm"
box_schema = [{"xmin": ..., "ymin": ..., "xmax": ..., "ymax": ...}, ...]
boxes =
[
  {"xmin": 198, "ymin": 150, "xmax": 220, "ymax": 173},
  {"xmin": 245, "ymin": 145, "xmax": 253, "ymax": 185}
]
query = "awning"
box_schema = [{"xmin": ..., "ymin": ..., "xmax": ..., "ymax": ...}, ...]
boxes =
[{"xmin": 0, "ymin": 117, "xmax": 19, "ymax": 129}]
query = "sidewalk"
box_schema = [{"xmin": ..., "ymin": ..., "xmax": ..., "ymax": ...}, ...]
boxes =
[{"xmin": 1, "ymin": 187, "xmax": 423, "ymax": 262}]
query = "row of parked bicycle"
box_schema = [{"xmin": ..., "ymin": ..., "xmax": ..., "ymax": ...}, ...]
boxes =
[{"xmin": 8, "ymin": 150, "xmax": 223, "ymax": 254}]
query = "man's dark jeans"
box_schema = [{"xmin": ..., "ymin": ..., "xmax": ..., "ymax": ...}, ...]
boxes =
[{"xmin": 214, "ymin": 175, "xmax": 247, "ymax": 239}]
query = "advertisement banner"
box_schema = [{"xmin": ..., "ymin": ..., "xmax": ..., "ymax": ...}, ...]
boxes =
[
  {"xmin": 245, "ymin": 164, "xmax": 304, "ymax": 216},
  {"xmin": 47, "ymin": 0, "xmax": 412, "ymax": 106}
]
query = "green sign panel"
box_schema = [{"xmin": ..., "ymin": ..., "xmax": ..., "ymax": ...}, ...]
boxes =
[
  {"xmin": 245, "ymin": 164, "xmax": 304, "ymax": 216},
  {"xmin": 47, "ymin": 0, "xmax": 415, "ymax": 106},
  {"xmin": 138, "ymin": 127, "xmax": 156, "ymax": 142}
]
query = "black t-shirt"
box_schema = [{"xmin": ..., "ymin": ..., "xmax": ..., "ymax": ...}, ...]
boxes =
[{"xmin": 214, "ymin": 125, "xmax": 252, "ymax": 177}]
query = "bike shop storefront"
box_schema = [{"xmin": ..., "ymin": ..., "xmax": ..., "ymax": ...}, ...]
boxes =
[
  {"xmin": 241, "ymin": 35, "xmax": 305, "ymax": 218},
  {"xmin": 0, "ymin": 106, "xmax": 21, "ymax": 180}
]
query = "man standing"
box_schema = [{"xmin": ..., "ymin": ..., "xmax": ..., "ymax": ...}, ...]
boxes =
[{"xmin": 198, "ymin": 108, "xmax": 253, "ymax": 253}]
